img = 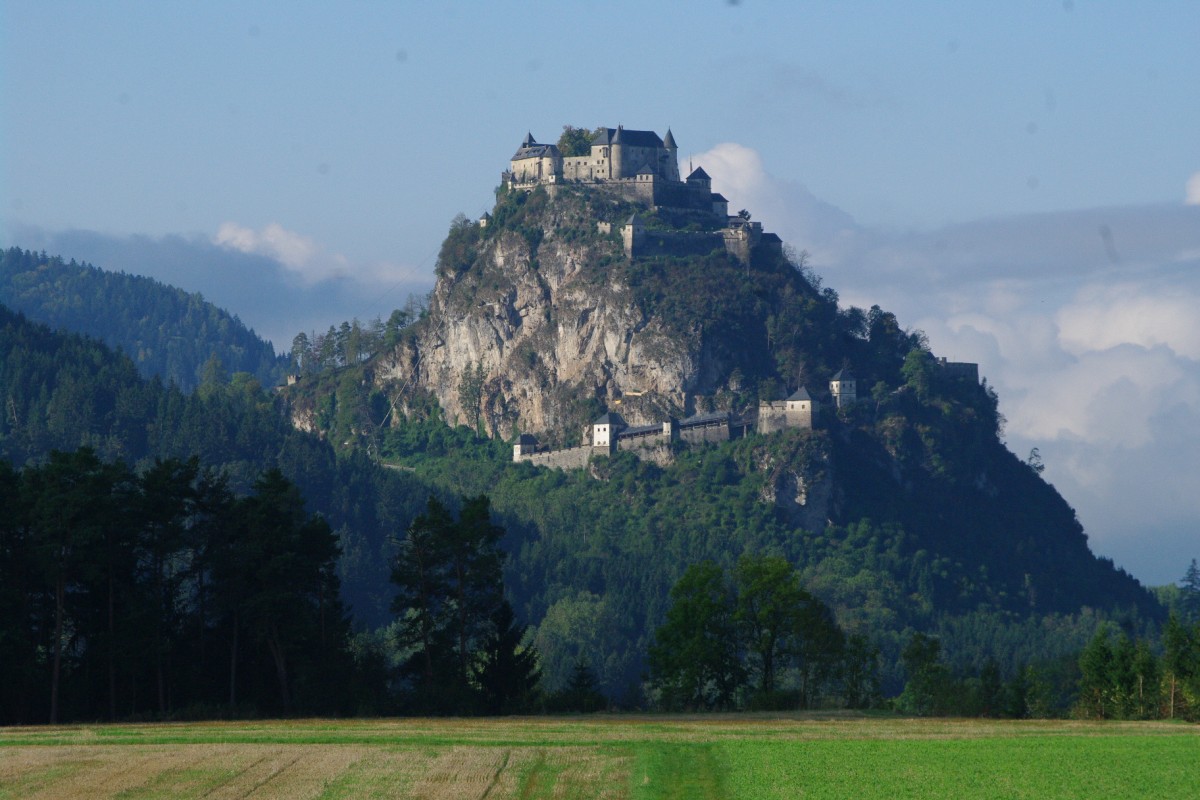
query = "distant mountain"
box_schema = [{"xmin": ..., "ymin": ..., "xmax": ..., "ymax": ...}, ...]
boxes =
[{"xmin": 0, "ymin": 247, "xmax": 286, "ymax": 392}]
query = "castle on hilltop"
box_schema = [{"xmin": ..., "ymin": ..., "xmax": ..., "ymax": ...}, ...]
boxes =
[{"xmin": 502, "ymin": 126, "xmax": 783, "ymax": 264}]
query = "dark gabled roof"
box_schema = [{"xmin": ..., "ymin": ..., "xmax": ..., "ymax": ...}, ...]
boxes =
[
  {"xmin": 517, "ymin": 432, "xmax": 538, "ymax": 445},
  {"xmin": 787, "ymin": 387, "xmax": 813, "ymax": 402},
  {"xmin": 522, "ymin": 131, "xmax": 535, "ymax": 146},
  {"xmin": 593, "ymin": 412, "xmax": 627, "ymax": 427},
  {"xmin": 832, "ymin": 368, "xmax": 856, "ymax": 381},
  {"xmin": 511, "ymin": 142, "xmax": 560, "ymax": 160},
  {"xmin": 618, "ymin": 424, "xmax": 661, "ymax": 438},
  {"xmin": 761, "ymin": 232, "xmax": 783, "ymax": 243},
  {"xmin": 591, "ymin": 127, "xmax": 664, "ymax": 149},
  {"xmin": 710, "ymin": 192, "xmax": 728, "ymax": 202},
  {"xmin": 686, "ymin": 166, "xmax": 711, "ymax": 182},
  {"xmin": 636, "ymin": 163, "xmax": 656, "ymax": 175},
  {"xmin": 663, "ymin": 128, "xmax": 677, "ymax": 149},
  {"xmin": 680, "ymin": 411, "xmax": 731, "ymax": 428},
  {"xmin": 624, "ymin": 212, "xmax": 643, "ymax": 227}
]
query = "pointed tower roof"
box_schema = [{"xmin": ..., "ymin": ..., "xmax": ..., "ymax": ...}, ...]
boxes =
[
  {"xmin": 613, "ymin": 125, "xmax": 624, "ymax": 143},
  {"xmin": 522, "ymin": 131, "xmax": 535, "ymax": 146},
  {"xmin": 687, "ymin": 166, "xmax": 711, "ymax": 182},
  {"xmin": 832, "ymin": 368, "xmax": 855, "ymax": 382},
  {"xmin": 663, "ymin": 128, "xmax": 677, "ymax": 149},
  {"xmin": 787, "ymin": 387, "xmax": 813, "ymax": 402}
]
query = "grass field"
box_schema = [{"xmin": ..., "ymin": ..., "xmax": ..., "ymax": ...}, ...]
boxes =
[{"xmin": 1, "ymin": 714, "xmax": 1196, "ymax": 799}]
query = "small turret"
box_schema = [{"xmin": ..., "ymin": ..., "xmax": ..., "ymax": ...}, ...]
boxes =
[
  {"xmin": 662, "ymin": 128, "xmax": 680, "ymax": 181},
  {"xmin": 686, "ymin": 166, "xmax": 712, "ymax": 191},
  {"xmin": 830, "ymin": 369, "xmax": 857, "ymax": 408},
  {"xmin": 621, "ymin": 213, "xmax": 645, "ymax": 259},
  {"xmin": 611, "ymin": 125, "xmax": 625, "ymax": 177}
]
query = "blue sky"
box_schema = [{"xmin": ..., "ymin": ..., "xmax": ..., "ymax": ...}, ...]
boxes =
[{"xmin": 3, "ymin": 1, "xmax": 1199, "ymax": 585}]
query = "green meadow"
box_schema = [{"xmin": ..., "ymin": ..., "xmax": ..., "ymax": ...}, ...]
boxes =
[{"xmin": 2, "ymin": 715, "xmax": 1196, "ymax": 799}]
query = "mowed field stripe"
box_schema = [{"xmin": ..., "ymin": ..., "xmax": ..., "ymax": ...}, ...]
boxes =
[{"xmin": 2, "ymin": 717, "xmax": 1197, "ymax": 799}]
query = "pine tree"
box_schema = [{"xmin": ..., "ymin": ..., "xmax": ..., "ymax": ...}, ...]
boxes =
[
  {"xmin": 1077, "ymin": 626, "xmax": 1113, "ymax": 719},
  {"xmin": 473, "ymin": 600, "xmax": 541, "ymax": 714},
  {"xmin": 1180, "ymin": 559, "xmax": 1200, "ymax": 624}
]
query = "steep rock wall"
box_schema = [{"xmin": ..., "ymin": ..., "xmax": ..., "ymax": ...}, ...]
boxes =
[{"xmin": 376, "ymin": 192, "xmax": 715, "ymax": 439}]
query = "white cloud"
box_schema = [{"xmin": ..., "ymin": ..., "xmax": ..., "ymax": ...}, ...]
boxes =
[
  {"xmin": 213, "ymin": 222, "xmax": 429, "ymax": 289},
  {"xmin": 686, "ymin": 143, "xmax": 859, "ymax": 260},
  {"xmin": 1056, "ymin": 284, "xmax": 1200, "ymax": 360},
  {"xmin": 1187, "ymin": 172, "xmax": 1200, "ymax": 205},
  {"xmin": 1007, "ymin": 346, "xmax": 1193, "ymax": 449},
  {"xmin": 215, "ymin": 222, "xmax": 318, "ymax": 270}
]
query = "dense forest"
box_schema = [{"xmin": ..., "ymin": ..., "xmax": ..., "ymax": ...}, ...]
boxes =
[
  {"xmin": 0, "ymin": 247, "xmax": 286, "ymax": 392},
  {"xmin": 2, "ymin": 217, "xmax": 1196, "ymax": 723},
  {"xmin": 0, "ymin": 304, "xmax": 425, "ymax": 624},
  {"xmin": 276, "ymin": 194, "xmax": 1160, "ymax": 699}
]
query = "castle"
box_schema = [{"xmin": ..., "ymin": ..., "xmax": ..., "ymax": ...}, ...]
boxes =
[
  {"xmin": 513, "ymin": 379, "xmax": 839, "ymax": 469},
  {"xmin": 503, "ymin": 126, "xmax": 782, "ymax": 264},
  {"xmin": 513, "ymin": 360, "xmax": 979, "ymax": 471},
  {"xmin": 501, "ymin": 125, "xmax": 980, "ymax": 471}
]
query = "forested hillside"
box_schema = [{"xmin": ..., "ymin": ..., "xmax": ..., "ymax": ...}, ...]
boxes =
[
  {"xmin": 0, "ymin": 247, "xmax": 285, "ymax": 392},
  {"xmin": 280, "ymin": 185, "xmax": 1165, "ymax": 699},
  {"xmin": 0, "ymin": 216, "xmax": 1170, "ymax": 714},
  {"xmin": 0, "ymin": 304, "xmax": 425, "ymax": 624},
  {"xmin": 361, "ymin": 409, "xmax": 1157, "ymax": 698}
]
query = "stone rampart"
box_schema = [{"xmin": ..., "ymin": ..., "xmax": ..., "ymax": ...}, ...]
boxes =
[
  {"xmin": 680, "ymin": 420, "xmax": 731, "ymax": 445},
  {"xmin": 632, "ymin": 230, "xmax": 725, "ymax": 260},
  {"xmin": 758, "ymin": 402, "xmax": 790, "ymax": 435},
  {"xmin": 518, "ymin": 445, "xmax": 593, "ymax": 470}
]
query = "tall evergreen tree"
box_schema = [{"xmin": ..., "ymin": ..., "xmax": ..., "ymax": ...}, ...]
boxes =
[
  {"xmin": 473, "ymin": 599, "xmax": 541, "ymax": 714},
  {"xmin": 390, "ymin": 494, "xmax": 515, "ymax": 712},
  {"xmin": 1180, "ymin": 559, "xmax": 1200, "ymax": 624},
  {"xmin": 1076, "ymin": 625, "xmax": 1114, "ymax": 719}
]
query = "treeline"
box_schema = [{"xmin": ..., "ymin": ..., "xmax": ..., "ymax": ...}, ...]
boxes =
[
  {"xmin": 0, "ymin": 450, "xmax": 354, "ymax": 724},
  {"xmin": 649, "ymin": 557, "xmax": 878, "ymax": 710},
  {"xmin": 1073, "ymin": 615, "xmax": 1200, "ymax": 721},
  {"xmin": 0, "ymin": 448, "xmax": 575, "ymax": 723},
  {"xmin": 373, "ymin": 410, "xmax": 1159, "ymax": 701},
  {"xmin": 0, "ymin": 248, "xmax": 284, "ymax": 392},
  {"xmin": 289, "ymin": 294, "xmax": 426, "ymax": 377},
  {"xmin": 0, "ymin": 303, "xmax": 437, "ymax": 627}
]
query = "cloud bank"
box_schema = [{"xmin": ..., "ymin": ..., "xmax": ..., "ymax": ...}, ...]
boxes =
[{"xmin": 694, "ymin": 143, "xmax": 1200, "ymax": 585}]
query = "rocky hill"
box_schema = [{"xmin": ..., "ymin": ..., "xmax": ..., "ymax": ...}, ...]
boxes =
[
  {"xmin": 371, "ymin": 185, "xmax": 834, "ymax": 444},
  {"xmin": 278, "ymin": 174, "xmax": 1161, "ymax": 694}
]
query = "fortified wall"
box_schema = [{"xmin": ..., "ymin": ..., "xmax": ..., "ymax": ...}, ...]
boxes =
[
  {"xmin": 513, "ymin": 360, "xmax": 978, "ymax": 472},
  {"xmin": 502, "ymin": 126, "xmax": 783, "ymax": 265}
]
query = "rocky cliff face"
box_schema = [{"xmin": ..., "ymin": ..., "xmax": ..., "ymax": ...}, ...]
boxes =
[{"xmin": 376, "ymin": 188, "xmax": 752, "ymax": 441}]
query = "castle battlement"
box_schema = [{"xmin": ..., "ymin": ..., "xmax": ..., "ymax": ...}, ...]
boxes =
[
  {"xmin": 514, "ymin": 386, "xmax": 824, "ymax": 469},
  {"xmin": 503, "ymin": 126, "xmax": 783, "ymax": 265}
]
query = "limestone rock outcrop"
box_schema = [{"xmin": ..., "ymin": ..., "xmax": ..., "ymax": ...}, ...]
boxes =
[{"xmin": 376, "ymin": 190, "xmax": 741, "ymax": 440}]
